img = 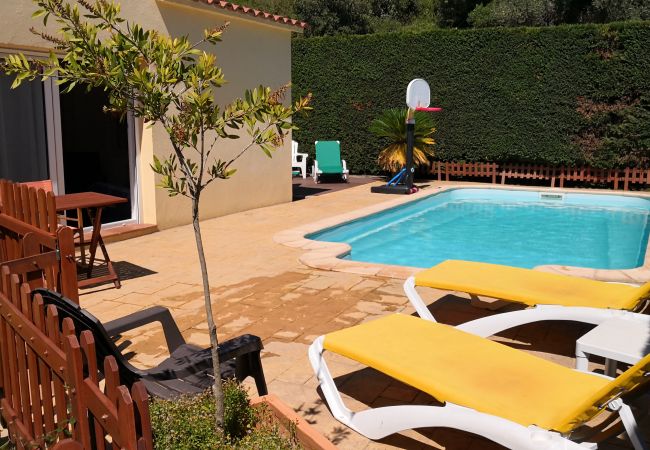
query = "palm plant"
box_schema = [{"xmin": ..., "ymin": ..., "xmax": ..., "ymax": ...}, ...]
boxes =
[{"xmin": 369, "ymin": 108, "xmax": 436, "ymax": 173}]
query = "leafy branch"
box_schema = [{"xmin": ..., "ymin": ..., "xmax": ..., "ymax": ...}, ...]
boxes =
[{"xmin": 3, "ymin": 0, "xmax": 311, "ymax": 433}]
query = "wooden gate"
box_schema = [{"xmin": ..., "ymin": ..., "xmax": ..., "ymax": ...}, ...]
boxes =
[
  {"xmin": 0, "ymin": 270, "xmax": 152, "ymax": 449},
  {"xmin": 0, "ymin": 179, "xmax": 78, "ymax": 302}
]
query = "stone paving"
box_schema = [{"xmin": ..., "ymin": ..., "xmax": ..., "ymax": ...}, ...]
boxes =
[{"xmin": 81, "ymin": 180, "xmax": 649, "ymax": 449}]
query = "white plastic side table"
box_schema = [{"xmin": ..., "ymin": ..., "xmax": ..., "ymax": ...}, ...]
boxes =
[{"xmin": 576, "ymin": 316, "xmax": 650, "ymax": 376}]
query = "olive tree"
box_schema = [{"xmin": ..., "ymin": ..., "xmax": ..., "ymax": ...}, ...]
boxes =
[{"xmin": 2, "ymin": 0, "xmax": 311, "ymax": 430}]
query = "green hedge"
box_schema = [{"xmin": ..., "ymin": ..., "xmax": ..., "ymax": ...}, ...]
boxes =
[{"xmin": 291, "ymin": 22, "xmax": 650, "ymax": 174}]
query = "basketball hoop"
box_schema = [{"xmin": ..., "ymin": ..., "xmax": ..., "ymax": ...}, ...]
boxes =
[
  {"xmin": 371, "ymin": 78, "xmax": 444, "ymax": 196},
  {"xmin": 406, "ymin": 78, "xmax": 430, "ymax": 109},
  {"xmin": 406, "ymin": 78, "xmax": 442, "ymax": 112}
]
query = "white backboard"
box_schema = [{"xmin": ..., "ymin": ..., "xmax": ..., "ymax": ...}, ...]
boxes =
[{"xmin": 406, "ymin": 78, "xmax": 430, "ymax": 109}]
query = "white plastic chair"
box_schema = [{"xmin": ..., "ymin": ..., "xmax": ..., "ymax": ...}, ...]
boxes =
[{"xmin": 291, "ymin": 140, "xmax": 308, "ymax": 179}]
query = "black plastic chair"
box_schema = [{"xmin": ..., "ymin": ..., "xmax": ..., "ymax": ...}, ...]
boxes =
[{"xmin": 34, "ymin": 289, "xmax": 268, "ymax": 399}]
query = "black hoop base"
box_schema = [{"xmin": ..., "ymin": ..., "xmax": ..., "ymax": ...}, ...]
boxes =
[{"xmin": 370, "ymin": 185, "xmax": 412, "ymax": 195}]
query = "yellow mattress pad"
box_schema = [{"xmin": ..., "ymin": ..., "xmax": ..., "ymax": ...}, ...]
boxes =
[
  {"xmin": 414, "ymin": 260, "xmax": 650, "ymax": 310},
  {"xmin": 323, "ymin": 314, "xmax": 650, "ymax": 433}
]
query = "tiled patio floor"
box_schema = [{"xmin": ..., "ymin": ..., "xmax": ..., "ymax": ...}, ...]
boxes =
[{"xmin": 82, "ymin": 181, "xmax": 648, "ymax": 449}]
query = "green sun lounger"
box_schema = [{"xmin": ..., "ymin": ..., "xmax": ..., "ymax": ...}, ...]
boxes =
[{"xmin": 313, "ymin": 140, "xmax": 349, "ymax": 183}]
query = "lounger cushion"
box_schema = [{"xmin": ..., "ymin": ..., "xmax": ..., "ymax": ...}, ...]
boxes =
[
  {"xmin": 415, "ymin": 260, "xmax": 650, "ymax": 310},
  {"xmin": 324, "ymin": 314, "xmax": 648, "ymax": 433},
  {"xmin": 315, "ymin": 141, "xmax": 344, "ymax": 173}
]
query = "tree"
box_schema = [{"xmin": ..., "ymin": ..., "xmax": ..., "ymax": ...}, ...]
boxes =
[
  {"xmin": 295, "ymin": 0, "xmax": 373, "ymax": 36},
  {"xmin": 437, "ymin": 0, "xmax": 483, "ymax": 27},
  {"xmin": 371, "ymin": 0, "xmax": 421, "ymax": 23},
  {"xmin": 467, "ymin": 0, "xmax": 649, "ymax": 27},
  {"xmin": 468, "ymin": 0, "xmax": 557, "ymax": 27},
  {"xmin": 2, "ymin": 0, "xmax": 311, "ymax": 430},
  {"xmin": 589, "ymin": 0, "xmax": 650, "ymax": 21},
  {"xmin": 369, "ymin": 108, "xmax": 436, "ymax": 173}
]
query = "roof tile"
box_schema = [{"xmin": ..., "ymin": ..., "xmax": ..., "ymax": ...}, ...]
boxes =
[{"xmin": 198, "ymin": 0, "xmax": 307, "ymax": 29}]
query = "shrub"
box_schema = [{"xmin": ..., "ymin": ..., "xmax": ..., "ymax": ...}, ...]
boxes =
[
  {"xmin": 149, "ymin": 380, "xmax": 302, "ymax": 450},
  {"xmin": 292, "ymin": 22, "xmax": 650, "ymax": 173}
]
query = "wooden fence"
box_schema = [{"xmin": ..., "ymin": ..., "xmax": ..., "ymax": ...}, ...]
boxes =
[
  {"xmin": 0, "ymin": 180, "xmax": 78, "ymax": 302},
  {"xmin": 433, "ymin": 162, "xmax": 650, "ymax": 190},
  {"xmin": 0, "ymin": 180, "xmax": 59, "ymax": 234},
  {"xmin": 0, "ymin": 213, "xmax": 78, "ymax": 303},
  {"xmin": 0, "ymin": 268, "xmax": 152, "ymax": 449}
]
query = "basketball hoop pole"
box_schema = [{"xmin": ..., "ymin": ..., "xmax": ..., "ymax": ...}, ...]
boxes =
[
  {"xmin": 405, "ymin": 108, "xmax": 416, "ymax": 190},
  {"xmin": 405, "ymin": 107, "xmax": 441, "ymax": 190}
]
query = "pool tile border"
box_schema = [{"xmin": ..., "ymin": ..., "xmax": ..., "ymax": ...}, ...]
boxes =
[{"xmin": 275, "ymin": 183, "xmax": 650, "ymax": 283}]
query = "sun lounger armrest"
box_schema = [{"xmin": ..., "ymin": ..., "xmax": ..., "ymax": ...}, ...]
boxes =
[{"xmin": 104, "ymin": 306, "xmax": 187, "ymax": 353}]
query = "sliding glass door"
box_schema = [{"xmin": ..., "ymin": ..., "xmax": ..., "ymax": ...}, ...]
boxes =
[
  {"xmin": 59, "ymin": 86, "xmax": 134, "ymax": 224},
  {"xmin": 0, "ymin": 52, "xmax": 139, "ymax": 225}
]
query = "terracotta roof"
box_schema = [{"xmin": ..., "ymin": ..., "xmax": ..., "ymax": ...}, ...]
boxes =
[{"xmin": 194, "ymin": 0, "xmax": 307, "ymax": 30}]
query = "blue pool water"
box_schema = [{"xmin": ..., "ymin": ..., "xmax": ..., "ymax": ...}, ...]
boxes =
[{"xmin": 309, "ymin": 188, "xmax": 650, "ymax": 269}]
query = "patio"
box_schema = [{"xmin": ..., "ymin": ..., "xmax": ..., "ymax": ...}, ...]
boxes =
[{"xmin": 81, "ymin": 180, "xmax": 648, "ymax": 449}]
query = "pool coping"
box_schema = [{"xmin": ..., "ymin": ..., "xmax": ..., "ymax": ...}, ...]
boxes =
[{"xmin": 274, "ymin": 183, "xmax": 650, "ymax": 283}]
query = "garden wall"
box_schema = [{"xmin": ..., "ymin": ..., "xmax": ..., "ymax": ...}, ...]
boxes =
[{"xmin": 292, "ymin": 22, "xmax": 650, "ymax": 174}]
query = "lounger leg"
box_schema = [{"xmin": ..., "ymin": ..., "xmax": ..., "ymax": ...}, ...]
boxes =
[
  {"xmin": 309, "ymin": 337, "xmax": 588, "ymax": 449},
  {"xmin": 403, "ymin": 277, "xmax": 437, "ymax": 322},
  {"xmin": 575, "ymin": 346, "xmax": 590, "ymax": 372},
  {"xmin": 611, "ymin": 400, "xmax": 648, "ymax": 450}
]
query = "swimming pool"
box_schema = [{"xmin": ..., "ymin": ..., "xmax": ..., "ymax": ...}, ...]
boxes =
[{"xmin": 308, "ymin": 188, "xmax": 650, "ymax": 270}]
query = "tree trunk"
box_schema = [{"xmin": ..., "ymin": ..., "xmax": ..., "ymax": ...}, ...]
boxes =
[{"xmin": 191, "ymin": 194, "xmax": 225, "ymax": 430}]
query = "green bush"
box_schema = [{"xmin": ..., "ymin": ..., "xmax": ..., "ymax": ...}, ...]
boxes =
[
  {"xmin": 149, "ymin": 381, "xmax": 302, "ymax": 450},
  {"xmin": 292, "ymin": 22, "xmax": 650, "ymax": 174}
]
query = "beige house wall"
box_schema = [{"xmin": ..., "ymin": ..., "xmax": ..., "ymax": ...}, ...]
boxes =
[{"xmin": 0, "ymin": 0, "xmax": 295, "ymax": 229}]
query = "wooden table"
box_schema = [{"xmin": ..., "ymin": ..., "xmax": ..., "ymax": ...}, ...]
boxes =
[{"xmin": 55, "ymin": 192, "xmax": 127, "ymax": 289}]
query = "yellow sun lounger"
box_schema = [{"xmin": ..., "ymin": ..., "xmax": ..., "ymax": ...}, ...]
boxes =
[
  {"xmin": 403, "ymin": 260, "xmax": 650, "ymax": 337},
  {"xmin": 309, "ymin": 314, "xmax": 649, "ymax": 449}
]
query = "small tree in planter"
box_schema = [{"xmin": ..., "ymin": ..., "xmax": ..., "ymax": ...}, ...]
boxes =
[
  {"xmin": 369, "ymin": 108, "xmax": 435, "ymax": 173},
  {"xmin": 2, "ymin": 0, "xmax": 311, "ymax": 430}
]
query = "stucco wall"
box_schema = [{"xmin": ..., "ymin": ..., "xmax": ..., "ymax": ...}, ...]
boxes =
[{"xmin": 0, "ymin": 0, "xmax": 294, "ymax": 229}]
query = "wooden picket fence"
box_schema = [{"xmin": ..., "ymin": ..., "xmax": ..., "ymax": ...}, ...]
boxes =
[
  {"xmin": 0, "ymin": 268, "xmax": 152, "ymax": 450},
  {"xmin": 434, "ymin": 162, "xmax": 498, "ymax": 183},
  {"xmin": 433, "ymin": 162, "xmax": 650, "ymax": 190},
  {"xmin": 0, "ymin": 179, "xmax": 59, "ymax": 234},
  {"xmin": 0, "ymin": 213, "xmax": 78, "ymax": 303},
  {"xmin": 0, "ymin": 180, "xmax": 78, "ymax": 302}
]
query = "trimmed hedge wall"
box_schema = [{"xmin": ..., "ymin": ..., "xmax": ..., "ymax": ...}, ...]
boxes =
[{"xmin": 291, "ymin": 22, "xmax": 650, "ymax": 174}]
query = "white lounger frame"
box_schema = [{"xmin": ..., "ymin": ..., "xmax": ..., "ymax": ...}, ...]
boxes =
[
  {"xmin": 313, "ymin": 159, "xmax": 349, "ymax": 183},
  {"xmin": 403, "ymin": 276, "xmax": 644, "ymax": 337},
  {"xmin": 398, "ymin": 276, "xmax": 648, "ymax": 448},
  {"xmin": 310, "ymin": 336, "xmax": 648, "ymax": 450},
  {"xmin": 307, "ymin": 278, "xmax": 650, "ymax": 449}
]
